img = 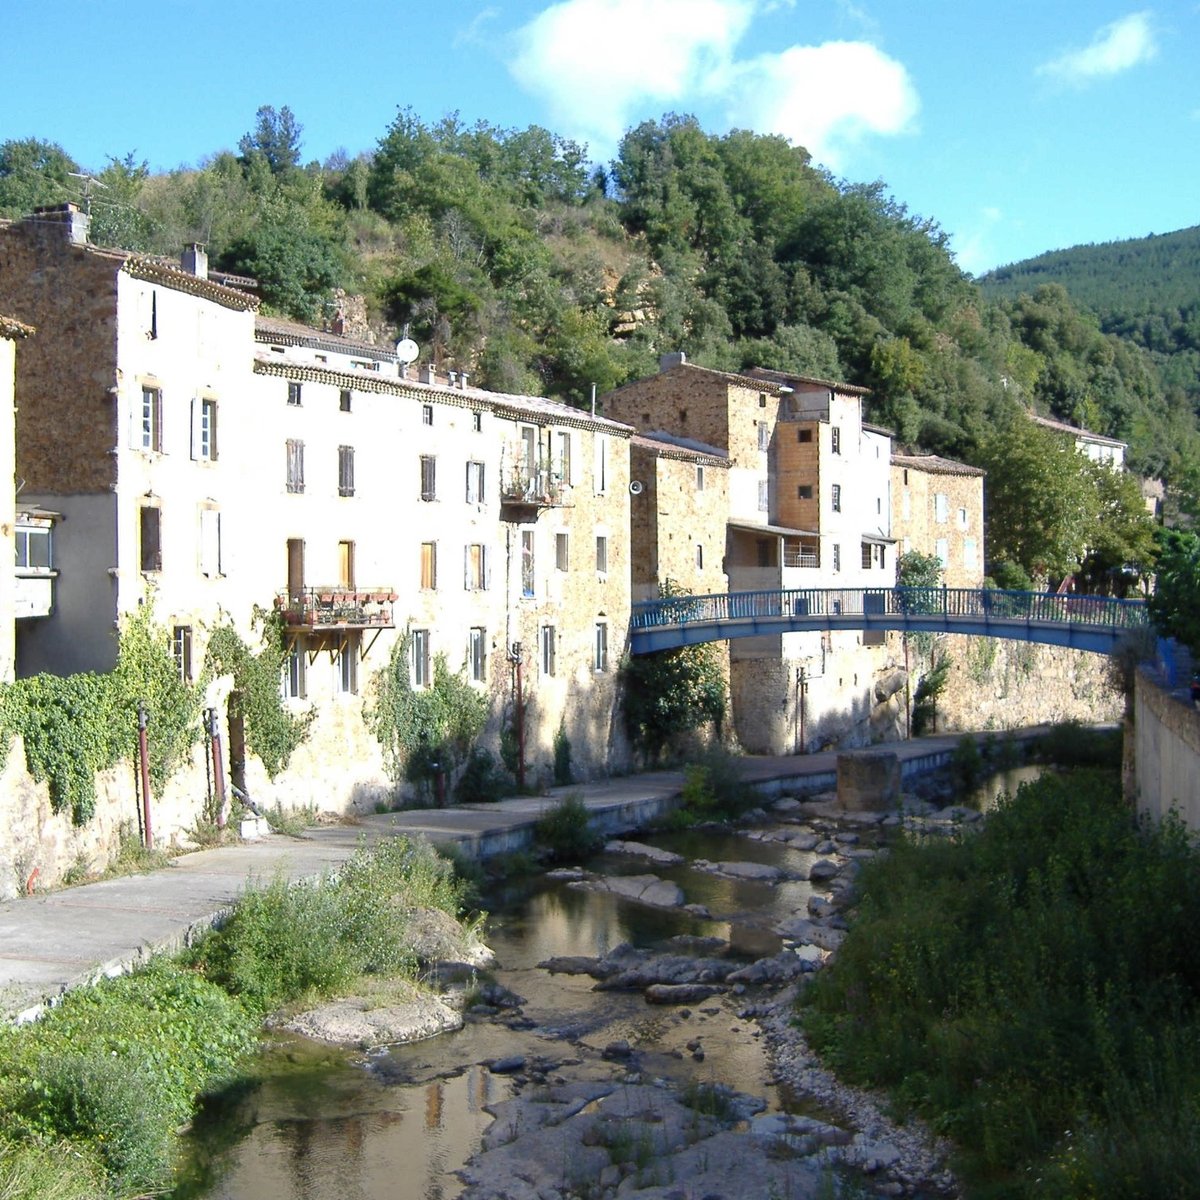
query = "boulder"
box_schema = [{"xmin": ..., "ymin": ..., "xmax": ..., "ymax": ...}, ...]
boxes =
[
  {"xmin": 645, "ymin": 983, "xmax": 728, "ymax": 1004},
  {"xmin": 604, "ymin": 839, "xmax": 685, "ymax": 866},
  {"xmin": 285, "ymin": 994, "xmax": 462, "ymax": 1049}
]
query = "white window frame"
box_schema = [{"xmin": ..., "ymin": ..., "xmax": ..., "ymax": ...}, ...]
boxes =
[
  {"xmin": 595, "ymin": 534, "xmax": 608, "ymax": 575},
  {"xmin": 555, "ymin": 532, "xmax": 569, "ymax": 572},
  {"xmin": 412, "ymin": 629, "xmax": 431, "ymax": 688},
  {"xmin": 594, "ymin": 621, "xmax": 609, "ymax": 673},
  {"xmin": 540, "ymin": 624, "xmax": 557, "ymax": 676},
  {"xmin": 934, "ymin": 493, "xmax": 949, "ymax": 524},
  {"xmin": 282, "ymin": 644, "xmax": 306, "ymax": 700},
  {"xmin": 469, "ymin": 627, "xmax": 487, "ymax": 683},
  {"xmin": 199, "ymin": 507, "xmax": 222, "ymax": 577}
]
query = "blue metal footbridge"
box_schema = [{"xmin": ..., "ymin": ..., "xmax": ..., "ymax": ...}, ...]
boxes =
[{"xmin": 630, "ymin": 587, "xmax": 1149, "ymax": 655}]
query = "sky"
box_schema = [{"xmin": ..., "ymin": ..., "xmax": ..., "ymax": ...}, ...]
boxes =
[{"xmin": 2, "ymin": 0, "xmax": 1198, "ymax": 275}]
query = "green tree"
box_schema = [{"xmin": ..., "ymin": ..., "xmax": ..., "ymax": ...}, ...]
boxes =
[
  {"xmin": 0, "ymin": 137, "xmax": 78, "ymax": 216},
  {"xmin": 238, "ymin": 105, "xmax": 303, "ymax": 175},
  {"xmin": 1148, "ymin": 528, "xmax": 1200, "ymax": 655},
  {"xmin": 977, "ymin": 412, "xmax": 1096, "ymax": 579},
  {"xmin": 1076, "ymin": 461, "xmax": 1158, "ymax": 595}
]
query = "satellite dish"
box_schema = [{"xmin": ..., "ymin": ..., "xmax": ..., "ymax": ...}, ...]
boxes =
[
  {"xmin": 395, "ymin": 338, "xmax": 419, "ymax": 365},
  {"xmin": 628, "ymin": 480, "xmax": 644, "ymax": 496}
]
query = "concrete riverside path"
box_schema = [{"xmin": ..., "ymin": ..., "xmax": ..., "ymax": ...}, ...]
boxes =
[{"xmin": 0, "ymin": 729, "xmax": 1048, "ymax": 1022}]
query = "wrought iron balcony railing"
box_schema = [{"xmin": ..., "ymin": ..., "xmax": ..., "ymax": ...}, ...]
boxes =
[{"xmin": 275, "ymin": 588, "xmax": 397, "ymax": 630}]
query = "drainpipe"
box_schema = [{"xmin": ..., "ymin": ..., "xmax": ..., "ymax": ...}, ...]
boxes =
[
  {"xmin": 137, "ymin": 702, "xmax": 153, "ymax": 850},
  {"xmin": 208, "ymin": 707, "xmax": 227, "ymax": 828}
]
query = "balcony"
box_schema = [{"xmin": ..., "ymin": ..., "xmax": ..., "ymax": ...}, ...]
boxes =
[
  {"xmin": 499, "ymin": 466, "xmax": 568, "ymax": 513},
  {"xmin": 783, "ymin": 544, "xmax": 820, "ymax": 569},
  {"xmin": 275, "ymin": 588, "xmax": 397, "ymax": 631}
]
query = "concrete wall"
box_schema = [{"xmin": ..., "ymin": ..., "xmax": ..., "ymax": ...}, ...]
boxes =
[{"xmin": 1135, "ymin": 669, "xmax": 1200, "ymax": 828}]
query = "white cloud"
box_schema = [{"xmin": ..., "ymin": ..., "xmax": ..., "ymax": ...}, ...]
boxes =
[
  {"xmin": 1038, "ymin": 11, "xmax": 1157, "ymax": 84},
  {"xmin": 726, "ymin": 42, "xmax": 918, "ymax": 170},
  {"xmin": 510, "ymin": 0, "xmax": 755, "ymax": 151},
  {"xmin": 951, "ymin": 207, "xmax": 1005, "ymax": 276}
]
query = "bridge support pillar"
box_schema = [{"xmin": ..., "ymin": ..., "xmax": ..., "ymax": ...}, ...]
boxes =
[{"xmin": 837, "ymin": 749, "xmax": 901, "ymax": 812}]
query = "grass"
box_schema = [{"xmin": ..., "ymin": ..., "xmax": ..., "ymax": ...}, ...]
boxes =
[
  {"xmin": 0, "ymin": 835, "xmax": 474, "ymax": 1197},
  {"xmin": 802, "ymin": 768, "xmax": 1200, "ymax": 1198}
]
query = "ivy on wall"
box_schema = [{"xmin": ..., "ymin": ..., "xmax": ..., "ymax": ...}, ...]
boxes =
[
  {"xmin": 0, "ymin": 603, "xmax": 203, "ymax": 824},
  {"xmin": 364, "ymin": 630, "xmax": 487, "ymax": 794},
  {"xmin": 204, "ymin": 609, "xmax": 312, "ymax": 779}
]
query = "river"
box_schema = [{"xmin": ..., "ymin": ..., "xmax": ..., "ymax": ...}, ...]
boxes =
[{"xmin": 180, "ymin": 767, "xmax": 1039, "ymax": 1200}]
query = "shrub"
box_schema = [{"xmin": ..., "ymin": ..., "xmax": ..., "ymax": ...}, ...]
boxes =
[
  {"xmin": 0, "ymin": 1137, "xmax": 103, "ymax": 1200},
  {"xmin": 454, "ymin": 747, "xmax": 512, "ymax": 804},
  {"xmin": 803, "ymin": 769, "xmax": 1200, "ymax": 1197},
  {"xmin": 664, "ymin": 748, "xmax": 750, "ymax": 828},
  {"xmin": 532, "ymin": 793, "xmax": 602, "ymax": 862},
  {"xmin": 1034, "ymin": 720, "xmax": 1122, "ymax": 769}
]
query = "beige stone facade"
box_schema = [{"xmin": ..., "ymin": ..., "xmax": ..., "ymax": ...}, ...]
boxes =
[
  {"xmin": 891, "ymin": 454, "xmax": 986, "ymax": 588},
  {"xmin": 0, "ymin": 205, "xmax": 634, "ymax": 854},
  {"xmin": 604, "ymin": 357, "xmax": 898, "ymax": 754}
]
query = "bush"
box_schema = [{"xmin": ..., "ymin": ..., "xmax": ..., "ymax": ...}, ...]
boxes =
[
  {"xmin": 803, "ymin": 769, "xmax": 1200, "ymax": 1197},
  {"xmin": 454, "ymin": 747, "xmax": 512, "ymax": 804},
  {"xmin": 532, "ymin": 793, "xmax": 602, "ymax": 862},
  {"xmin": 1035, "ymin": 720, "xmax": 1122, "ymax": 769},
  {"xmin": 0, "ymin": 960, "xmax": 254, "ymax": 1195},
  {"xmin": 188, "ymin": 836, "xmax": 465, "ymax": 1013},
  {"xmin": 663, "ymin": 749, "xmax": 751, "ymax": 828}
]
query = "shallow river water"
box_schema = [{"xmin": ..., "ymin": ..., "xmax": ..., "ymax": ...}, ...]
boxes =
[{"xmin": 184, "ymin": 770, "xmax": 1039, "ymax": 1200}]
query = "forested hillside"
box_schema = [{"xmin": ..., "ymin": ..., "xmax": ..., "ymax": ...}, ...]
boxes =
[
  {"xmin": 2, "ymin": 106, "xmax": 1197, "ymax": 515},
  {"xmin": 979, "ymin": 226, "xmax": 1200, "ymax": 431}
]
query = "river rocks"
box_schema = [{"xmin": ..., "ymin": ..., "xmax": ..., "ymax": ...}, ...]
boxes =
[
  {"xmin": 692, "ymin": 859, "xmax": 788, "ymax": 882},
  {"xmin": 807, "ymin": 894, "xmax": 840, "ymax": 919},
  {"xmin": 645, "ymin": 982, "xmax": 727, "ymax": 1004},
  {"xmin": 284, "ymin": 993, "xmax": 463, "ymax": 1049},
  {"xmin": 570, "ymin": 873, "xmax": 685, "ymax": 908},
  {"xmin": 775, "ymin": 916, "xmax": 848, "ymax": 953},
  {"xmin": 404, "ymin": 906, "xmax": 495, "ymax": 969},
  {"xmin": 603, "ymin": 839, "xmax": 685, "ymax": 866},
  {"xmin": 596, "ymin": 955, "xmax": 736, "ymax": 991},
  {"xmin": 808, "ymin": 858, "xmax": 841, "ymax": 882},
  {"xmin": 726, "ymin": 951, "xmax": 813, "ymax": 985}
]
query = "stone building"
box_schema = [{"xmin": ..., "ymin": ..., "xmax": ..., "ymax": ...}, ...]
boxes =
[
  {"xmin": 0, "ymin": 314, "xmax": 34, "ymax": 683},
  {"xmin": 0, "ymin": 204, "xmax": 634, "ymax": 826},
  {"xmin": 891, "ymin": 453, "xmax": 986, "ymax": 588},
  {"xmin": 603, "ymin": 355, "xmax": 898, "ymax": 754}
]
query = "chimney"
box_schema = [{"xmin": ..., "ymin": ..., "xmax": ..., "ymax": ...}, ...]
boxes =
[
  {"xmin": 30, "ymin": 203, "xmax": 90, "ymax": 246},
  {"xmin": 447, "ymin": 370, "xmax": 458, "ymax": 388},
  {"xmin": 458, "ymin": 372, "xmax": 469, "ymax": 390},
  {"xmin": 659, "ymin": 351, "xmax": 687, "ymax": 373},
  {"xmin": 419, "ymin": 364, "xmax": 436, "ymax": 385},
  {"xmin": 180, "ymin": 243, "xmax": 208, "ymax": 279}
]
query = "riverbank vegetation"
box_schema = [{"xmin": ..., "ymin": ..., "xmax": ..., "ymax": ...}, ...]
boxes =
[
  {"xmin": 802, "ymin": 769, "xmax": 1200, "ymax": 1198},
  {"xmin": 0, "ymin": 836, "xmax": 470, "ymax": 1198}
]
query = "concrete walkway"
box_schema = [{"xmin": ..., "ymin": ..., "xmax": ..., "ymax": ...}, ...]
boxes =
[{"xmin": 0, "ymin": 729, "xmax": 1045, "ymax": 1022}]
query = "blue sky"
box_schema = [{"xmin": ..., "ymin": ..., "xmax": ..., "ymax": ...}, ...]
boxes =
[{"xmin": 2, "ymin": 0, "xmax": 1197, "ymax": 274}]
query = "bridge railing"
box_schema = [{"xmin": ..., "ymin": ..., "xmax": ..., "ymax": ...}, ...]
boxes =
[{"xmin": 631, "ymin": 587, "xmax": 1149, "ymax": 632}]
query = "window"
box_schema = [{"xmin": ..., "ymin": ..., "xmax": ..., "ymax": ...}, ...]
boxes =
[
  {"xmin": 958, "ymin": 507, "xmax": 969, "ymax": 531},
  {"xmin": 861, "ymin": 542, "xmax": 872, "ymax": 569},
  {"xmin": 146, "ymin": 290, "xmax": 158, "ymax": 339},
  {"xmin": 287, "ymin": 381, "xmax": 302, "ymax": 406},
  {"xmin": 422, "ymin": 404, "xmax": 433, "ymax": 426},
  {"xmin": 964, "ymin": 537, "xmax": 978, "ymax": 570},
  {"xmin": 420, "ymin": 541, "xmax": 437, "ymax": 590},
  {"xmin": 465, "ymin": 460, "xmax": 485, "ymax": 504},
  {"xmin": 759, "ymin": 393, "xmax": 768, "ymax": 408},
  {"xmin": 340, "ymin": 389, "xmax": 352, "ymax": 412},
  {"xmin": 420, "ymin": 455, "xmax": 436, "ymax": 501},
  {"xmin": 172, "ymin": 626, "xmax": 193, "ymax": 682},
  {"xmin": 831, "ymin": 484, "xmax": 841, "ymax": 512},
  {"xmin": 282, "ymin": 645, "xmax": 306, "ymax": 700},
  {"xmin": 472, "ymin": 411, "xmax": 482, "ymax": 433},
  {"xmin": 335, "ymin": 636, "xmax": 358, "ymax": 695},
  {"xmin": 934, "ymin": 493, "xmax": 949, "ymax": 523},
  {"xmin": 286, "ymin": 439, "xmax": 305, "ymax": 493},
  {"xmin": 797, "ymin": 484, "xmax": 813, "ymax": 500},
  {"xmin": 540, "ymin": 624, "xmax": 556, "ymax": 676},
  {"xmin": 758, "ymin": 480, "xmax": 769, "ymax": 512},
  {"xmin": 901, "ymin": 490, "xmax": 911, "ymax": 520},
  {"xmin": 831, "ymin": 426, "xmax": 841, "ymax": 455},
  {"xmin": 412, "ymin": 629, "xmax": 431, "ymax": 688},
  {"xmin": 469, "ymin": 627, "xmax": 487, "ymax": 682},
  {"xmin": 199, "ymin": 508, "xmax": 222, "ymax": 577},
  {"xmin": 757, "ymin": 421, "xmax": 769, "ymax": 451},
  {"xmin": 521, "ymin": 530, "xmax": 535, "ymax": 597},
  {"xmin": 832, "ymin": 543, "xmax": 841, "ymax": 573},
  {"xmin": 139, "ymin": 505, "xmax": 161, "ymax": 572},
  {"xmin": 797, "ymin": 428, "xmax": 813, "ymax": 443},
  {"xmin": 464, "ymin": 543, "xmax": 489, "ymax": 590},
  {"xmin": 695, "ymin": 543, "xmax": 704, "ymax": 569},
  {"xmin": 594, "ymin": 622, "xmax": 609, "ymax": 672},
  {"xmin": 339, "ymin": 540, "xmax": 355, "ymax": 589},
  {"xmin": 555, "ymin": 532, "xmax": 569, "ymax": 571},
  {"xmin": 338, "ymin": 445, "xmax": 355, "ymax": 497},
  {"xmin": 15, "ymin": 526, "xmax": 51, "ymax": 570},
  {"xmin": 140, "ymin": 386, "xmax": 163, "ymax": 452},
  {"xmin": 191, "ymin": 397, "xmax": 217, "ymax": 461},
  {"xmin": 695, "ymin": 465, "xmax": 705, "ymax": 491},
  {"xmin": 595, "ymin": 535, "xmax": 608, "ymax": 574},
  {"xmin": 757, "ymin": 539, "xmax": 771, "ymax": 568},
  {"xmin": 935, "ymin": 537, "xmax": 949, "ymax": 566},
  {"xmin": 555, "ymin": 431, "xmax": 572, "ymax": 485}
]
